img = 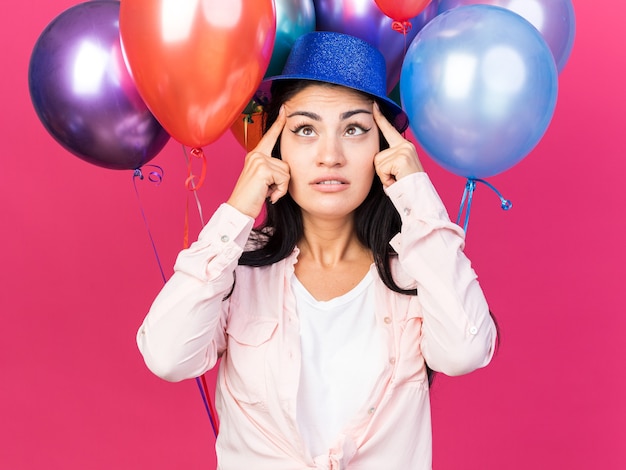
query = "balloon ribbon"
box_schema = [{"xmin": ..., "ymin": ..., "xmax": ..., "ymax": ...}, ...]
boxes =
[
  {"xmin": 181, "ymin": 145, "xmax": 219, "ymax": 437},
  {"xmin": 183, "ymin": 147, "xmax": 207, "ymax": 248},
  {"xmin": 243, "ymin": 115, "xmax": 253, "ymax": 151},
  {"xmin": 132, "ymin": 165, "xmax": 167, "ymax": 284},
  {"xmin": 391, "ymin": 21, "xmax": 411, "ymax": 74},
  {"xmin": 456, "ymin": 178, "xmax": 512, "ymax": 233},
  {"xmin": 242, "ymin": 100, "xmax": 263, "ymax": 151},
  {"xmin": 185, "ymin": 147, "xmax": 207, "ymax": 191},
  {"xmin": 133, "ymin": 159, "xmax": 218, "ymax": 438}
]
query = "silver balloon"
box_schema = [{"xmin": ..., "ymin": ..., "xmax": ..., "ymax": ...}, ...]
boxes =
[{"xmin": 438, "ymin": 0, "xmax": 576, "ymax": 72}]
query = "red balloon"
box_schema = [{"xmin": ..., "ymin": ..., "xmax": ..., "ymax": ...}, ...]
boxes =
[
  {"xmin": 120, "ymin": 0, "xmax": 276, "ymax": 148},
  {"xmin": 374, "ymin": 0, "xmax": 432, "ymax": 22}
]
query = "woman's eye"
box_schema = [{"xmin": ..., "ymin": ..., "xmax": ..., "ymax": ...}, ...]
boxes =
[
  {"xmin": 292, "ymin": 125, "xmax": 315, "ymax": 137},
  {"xmin": 345, "ymin": 125, "xmax": 370, "ymax": 136}
]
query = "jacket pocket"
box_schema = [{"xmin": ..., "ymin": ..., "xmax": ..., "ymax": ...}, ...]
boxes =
[
  {"xmin": 223, "ymin": 314, "xmax": 279, "ymax": 405},
  {"xmin": 227, "ymin": 314, "xmax": 278, "ymax": 346}
]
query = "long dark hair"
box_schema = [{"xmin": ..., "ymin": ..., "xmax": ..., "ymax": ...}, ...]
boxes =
[
  {"xmin": 239, "ymin": 80, "xmax": 415, "ymax": 296},
  {"xmin": 236, "ymin": 80, "xmax": 499, "ymax": 384}
]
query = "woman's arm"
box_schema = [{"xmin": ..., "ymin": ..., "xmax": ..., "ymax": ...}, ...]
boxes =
[
  {"xmin": 386, "ymin": 172, "xmax": 497, "ymax": 376},
  {"xmin": 137, "ymin": 204, "xmax": 254, "ymax": 382}
]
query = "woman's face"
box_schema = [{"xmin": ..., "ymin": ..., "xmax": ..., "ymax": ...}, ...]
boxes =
[{"xmin": 280, "ymin": 84, "xmax": 380, "ymax": 222}]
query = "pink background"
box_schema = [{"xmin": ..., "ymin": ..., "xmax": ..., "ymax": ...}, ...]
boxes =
[{"xmin": 2, "ymin": 1, "xmax": 625, "ymax": 468}]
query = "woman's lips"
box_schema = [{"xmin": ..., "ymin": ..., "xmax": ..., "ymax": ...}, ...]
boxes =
[{"xmin": 310, "ymin": 177, "xmax": 349, "ymax": 192}]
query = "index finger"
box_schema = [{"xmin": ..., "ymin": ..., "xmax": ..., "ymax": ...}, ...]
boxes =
[
  {"xmin": 255, "ymin": 105, "xmax": 287, "ymax": 156},
  {"xmin": 373, "ymin": 102, "xmax": 405, "ymax": 147}
]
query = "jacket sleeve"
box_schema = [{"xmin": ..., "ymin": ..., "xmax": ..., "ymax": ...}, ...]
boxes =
[
  {"xmin": 136, "ymin": 203, "xmax": 254, "ymax": 382},
  {"xmin": 385, "ymin": 173, "xmax": 497, "ymax": 376}
]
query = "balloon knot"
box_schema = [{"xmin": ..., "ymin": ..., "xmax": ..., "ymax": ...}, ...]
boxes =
[
  {"xmin": 456, "ymin": 178, "xmax": 512, "ymax": 233},
  {"xmin": 392, "ymin": 21, "xmax": 412, "ymax": 34},
  {"xmin": 133, "ymin": 165, "xmax": 164, "ymax": 185}
]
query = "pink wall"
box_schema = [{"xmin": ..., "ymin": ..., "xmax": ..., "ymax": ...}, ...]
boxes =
[{"xmin": 2, "ymin": 1, "xmax": 624, "ymax": 468}]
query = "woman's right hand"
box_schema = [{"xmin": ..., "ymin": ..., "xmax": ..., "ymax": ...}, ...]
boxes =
[{"xmin": 227, "ymin": 106, "xmax": 290, "ymax": 218}]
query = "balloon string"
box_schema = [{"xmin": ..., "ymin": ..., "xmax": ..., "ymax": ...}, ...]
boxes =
[
  {"xmin": 132, "ymin": 166, "xmax": 167, "ymax": 284},
  {"xmin": 182, "ymin": 146, "xmax": 206, "ymax": 222},
  {"xmin": 243, "ymin": 115, "xmax": 250, "ymax": 151},
  {"xmin": 403, "ymin": 25, "xmax": 407, "ymax": 56},
  {"xmin": 181, "ymin": 145, "xmax": 217, "ymax": 438},
  {"xmin": 456, "ymin": 178, "xmax": 512, "ymax": 233},
  {"xmin": 392, "ymin": 20, "xmax": 412, "ymax": 34},
  {"xmin": 185, "ymin": 147, "xmax": 207, "ymax": 192},
  {"xmin": 182, "ymin": 145, "xmax": 207, "ymax": 247},
  {"xmin": 391, "ymin": 20, "xmax": 410, "ymax": 84},
  {"xmin": 134, "ymin": 159, "xmax": 218, "ymax": 438},
  {"xmin": 195, "ymin": 376, "xmax": 219, "ymax": 436},
  {"xmin": 201, "ymin": 374, "xmax": 220, "ymax": 432},
  {"xmin": 184, "ymin": 192, "xmax": 190, "ymax": 250}
]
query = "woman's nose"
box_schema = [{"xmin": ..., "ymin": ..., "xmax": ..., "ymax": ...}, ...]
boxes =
[{"xmin": 317, "ymin": 136, "xmax": 345, "ymax": 166}]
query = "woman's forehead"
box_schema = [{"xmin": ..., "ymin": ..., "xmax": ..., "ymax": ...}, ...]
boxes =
[{"xmin": 285, "ymin": 84, "xmax": 373, "ymax": 111}]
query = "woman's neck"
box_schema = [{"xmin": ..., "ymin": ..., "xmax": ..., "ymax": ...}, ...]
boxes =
[
  {"xmin": 294, "ymin": 215, "xmax": 372, "ymax": 301},
  {"xmin": 297, "ymin": 215, "xmax": 371, "ymax": 268}
]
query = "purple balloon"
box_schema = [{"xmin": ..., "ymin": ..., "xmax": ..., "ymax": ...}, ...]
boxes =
[
  {"xmin": 438, "ymin": 0, "xmax": 576, "ymax": 72},
  {"xmin": 313, "ymin": 0, "xmax": 439, "ymax": 91},
  {"xmin": 29, "ymin": 1, "xmax": 169, "ymax": 170}
]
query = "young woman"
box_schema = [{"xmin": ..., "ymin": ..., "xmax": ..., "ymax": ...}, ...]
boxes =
[{"xmin": 138, "ymin": 32, "xmax": 497, "ymax": 469}]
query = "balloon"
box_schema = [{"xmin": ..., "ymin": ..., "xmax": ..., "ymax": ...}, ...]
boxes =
[
  {"xmin": 229, "ymin": 0, "xmax": 314, "ymax": 152},
  {"xmin": 313, "ymin": 0, "xmax": 438, "ymax": 91},
  {"xmin": 266, "ymin": 0, "xmax": 316, "ymax": 78},
  {"xmin": 400, "ymin": 5, "xmax": 558, "ymax": 178},
  {"xmin": 120, "ymin": 0, "xmax": 276, "ymax": 149},
  {"xmin": 375, "ymin": 0, "xmax": 432, "ymax": 22},
  {"xmin": 438, "ymin": 0, "xmax": 576, "ymax": 72},
  {"xmin": 28, "ymin": 1, "xmax": 169, "ymax": 170},
  {"xmin": 230, "ymin": 101, "xmax": 264, "ymax": 152}
]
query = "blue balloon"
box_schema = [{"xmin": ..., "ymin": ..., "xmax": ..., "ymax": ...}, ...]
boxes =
[{"xmin": 400, "ymin": 5, "xmax": 558, "ymax": 178}]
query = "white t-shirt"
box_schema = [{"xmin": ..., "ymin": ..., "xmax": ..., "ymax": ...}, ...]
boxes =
[{"xmin": 292, "ymin": 271, "xmax": 385, "ymax": 458}]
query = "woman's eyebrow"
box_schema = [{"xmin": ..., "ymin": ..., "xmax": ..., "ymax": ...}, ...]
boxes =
[
  {"xmin": 286, "ymin": 111, "xmax": 321, "ymax": 120},
  {"xmin": 286, "ymin": 109, "xmax": 372, "ymax": 120},
  {"xmin": 341, "ymin": 109, "xmax": 372, "ymax": 120}
]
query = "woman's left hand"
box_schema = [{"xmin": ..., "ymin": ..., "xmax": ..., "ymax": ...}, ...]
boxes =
[{"xmin": 373, "ymin": 103, "xmax": 424, "ymax": 188}]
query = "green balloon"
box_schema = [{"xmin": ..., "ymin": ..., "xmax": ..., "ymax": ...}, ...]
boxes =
[{"xmin": 265, "ymin": 0, "xmax": 316, "ymax": 78}]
